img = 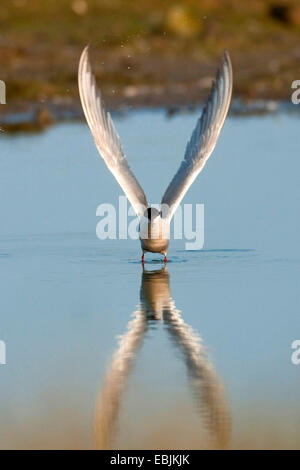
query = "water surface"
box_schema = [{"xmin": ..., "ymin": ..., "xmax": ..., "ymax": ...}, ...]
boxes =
[{"xmin": 0, "ymin": 110, "xmax": 299, "ymax": 449}]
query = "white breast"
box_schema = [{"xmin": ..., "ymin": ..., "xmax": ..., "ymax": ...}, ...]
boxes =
[{"xmin": 139, "ymin": 216, "xmax": 170, "ymax": 254}]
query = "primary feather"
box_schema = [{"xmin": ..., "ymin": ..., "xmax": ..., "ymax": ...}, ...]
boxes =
[
  {"xmin": 161, "ymin": 51, "xmax": 233, "ymax": 220},
  {"xmin": 78, "ymin": 46, "xmax": 148, "ymax": 218}
]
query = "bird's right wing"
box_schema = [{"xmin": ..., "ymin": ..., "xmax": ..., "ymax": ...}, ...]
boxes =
[
  {"xmin": 94, "ymin": 308, "xmax": 147, "ymax": 449},
  {"xmin": 161, "ymin": 52, "xmax": 232, "ymax": 221},
  {"xmin": 78, "ymin": 46, "xmax": 148, "ymax": 218}
]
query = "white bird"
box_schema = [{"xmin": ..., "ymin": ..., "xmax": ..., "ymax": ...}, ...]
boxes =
[{"xmin": 78, "ymin": 47, "xmax": 233, "ymax": 262}]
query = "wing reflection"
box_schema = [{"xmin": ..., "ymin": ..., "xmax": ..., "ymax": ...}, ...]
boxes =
[{"xmin": 94, "ymin": 266, "xmax": 231, "ymax": 449}]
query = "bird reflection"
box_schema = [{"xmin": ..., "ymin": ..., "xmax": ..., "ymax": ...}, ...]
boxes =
[{"xmin": 94, "ymin": 267, "xmax": 231, "ymax": 449}]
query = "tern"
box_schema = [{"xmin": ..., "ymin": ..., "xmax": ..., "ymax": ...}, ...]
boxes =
[{"xmin": 78, "ymin": 47, "xmax": 232, "ymax": 262}]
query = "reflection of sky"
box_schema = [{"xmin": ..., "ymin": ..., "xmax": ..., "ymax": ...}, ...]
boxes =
[{"xmin": 0, "ymin": 111, "xmax": 299, "ymax": 448}]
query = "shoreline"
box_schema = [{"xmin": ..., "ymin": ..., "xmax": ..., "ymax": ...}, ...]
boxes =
[
  {"xmin": 2, "ymin": 0, "xmax": 300, "ymax": 133},
  {"xmin": 0, "ymin": 97, "xmax": 298, "ymax": 134}
]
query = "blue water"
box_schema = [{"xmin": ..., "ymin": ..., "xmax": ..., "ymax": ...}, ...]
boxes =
[{"xmin": 0, "ymin": 110, "xmax": 299, "ymax": 449}]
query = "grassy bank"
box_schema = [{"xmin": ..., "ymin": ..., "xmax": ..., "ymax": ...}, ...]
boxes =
[{"xmin": 0, "ymin": 0, "xmax": 300, "ymax": 120}]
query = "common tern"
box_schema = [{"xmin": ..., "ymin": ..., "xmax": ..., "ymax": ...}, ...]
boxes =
[{"xmin": 78, "ymin": 47, "xmax": 232, "ymax": 262}]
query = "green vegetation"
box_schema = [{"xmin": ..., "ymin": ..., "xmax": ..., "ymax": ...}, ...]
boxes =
[{"xmin": 0, "ymin": 0, "xmax": 300, "ymax": 109}]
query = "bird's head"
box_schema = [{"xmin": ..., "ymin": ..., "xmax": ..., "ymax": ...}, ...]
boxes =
[{"xmin": 145, "ymin": 207, "xmax": 161, "ymax": 222}]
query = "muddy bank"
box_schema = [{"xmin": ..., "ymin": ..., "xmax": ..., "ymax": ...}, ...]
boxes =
[
  {"xmin": 2, "ymin": 0, "xmax": 300, "ymax": 131},
  {"xmin": 1, "ymin": 41, "xmax": 300, "ymax": 132},
  {"xmin": 0, "ymin": 97, "xmax": 299, "ymax": 134}
]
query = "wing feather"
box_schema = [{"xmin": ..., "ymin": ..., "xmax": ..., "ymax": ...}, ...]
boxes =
[
  {"xmin": 161, "ymin": 52, "xmax": 232, "ymax": 220},
  {"xmin": 78, "ymin": 46, "xmax": 148, "ymax": 217}
]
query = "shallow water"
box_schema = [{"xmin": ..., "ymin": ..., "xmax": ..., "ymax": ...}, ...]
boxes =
[{"xmin": 0, "ymin": 110, "xmax": 299, "ymax": 449}]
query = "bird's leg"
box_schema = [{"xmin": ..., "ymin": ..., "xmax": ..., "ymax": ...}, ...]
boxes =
[
  {"xmin": 141, "ymin": 253, "xmax": 144, "ymax": 264},
  {"xmin": 164, "ymin": 255, "xmax": 167, "ymax": 263}
]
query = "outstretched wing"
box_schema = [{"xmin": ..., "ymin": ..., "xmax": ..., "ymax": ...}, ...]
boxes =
[
  {"xmin": 161, "ymin": 52, "xmax": 232, "ymax": 220},
  {"xmin": 78, "ymin": 46, "xmax": 148, "ymax": 217}
]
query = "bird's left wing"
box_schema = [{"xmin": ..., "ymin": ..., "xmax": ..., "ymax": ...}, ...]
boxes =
[
  {"xmin": 78, "ymin": 46, "xmax": 148, "ymax": 218},
  {"xmin": 161, "ymin": 52, "xmax": 232, "ymax": 221}
]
